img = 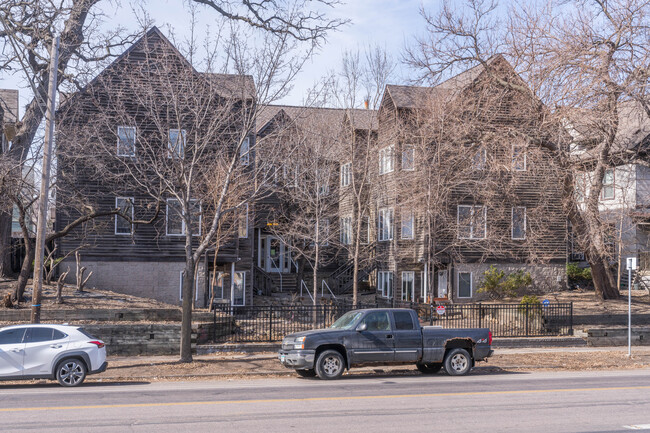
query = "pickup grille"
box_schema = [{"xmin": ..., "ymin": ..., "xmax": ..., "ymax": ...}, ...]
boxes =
[{"xmin": 281, "ymin": 338, "xmax": 294, "ymax": 350}]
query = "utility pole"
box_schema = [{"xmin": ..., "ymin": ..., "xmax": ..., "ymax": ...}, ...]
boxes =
[{"xmin": 31, "ymin": 35, "xmax": 59, "ymax": 324}]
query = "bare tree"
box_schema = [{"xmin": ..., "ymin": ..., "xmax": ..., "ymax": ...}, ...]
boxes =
[{"xmin": 405, "ymin": 0, "xmax": 650, "ymax": 300}]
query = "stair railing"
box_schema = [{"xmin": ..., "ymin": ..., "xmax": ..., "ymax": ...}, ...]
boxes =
[{"xmin": 300, "ymin": 279, "xmax": 314, "ymax": 302}]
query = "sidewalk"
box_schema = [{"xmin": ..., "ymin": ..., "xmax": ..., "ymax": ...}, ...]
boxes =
[{"xmin": 93, "ymin": 346, "xmax": 650, "ymax": 382}]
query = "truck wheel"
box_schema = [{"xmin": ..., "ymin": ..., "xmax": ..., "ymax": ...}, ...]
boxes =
[
  {"xmin": 416, "ymin": 362, "xmax": 442, "ymax": 374},
  {"xmin": 295, "ymin": 369, "xmax": 317, "ymax": 378},
  {"xmin": 315, "ymin": 350, "xmax": 345, "ymax": 380},
  {"xmin": 444, "ymin": 348, "xmax": 472, "ymax": 376}
]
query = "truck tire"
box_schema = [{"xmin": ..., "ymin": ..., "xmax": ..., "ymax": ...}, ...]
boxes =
[
  {"xmin": 416, "ymin": 362, "xmax": 442, "ymax": 374},
  {"xmin": 295, "ymin": 368, "xmax": 317, "ymax": 378},
  {"xmin": 315, "ymin": 350, "xmax": 345, "ymax": 380},
  {"xmin": 444, "ymin": 348, "xmax": 472, "ymax": 376}
]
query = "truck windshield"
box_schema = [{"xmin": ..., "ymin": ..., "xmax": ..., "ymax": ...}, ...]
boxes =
[{"xmin": 330, "ymin": 311, "xmax": 364, "ymax": 330}]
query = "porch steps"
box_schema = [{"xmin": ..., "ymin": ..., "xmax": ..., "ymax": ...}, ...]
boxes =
[{"xmin": 269, "ymin": 273, "xmax": 298, "ymax": 293}]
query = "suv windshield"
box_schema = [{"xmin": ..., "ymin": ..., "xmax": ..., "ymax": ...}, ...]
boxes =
[{"xmin": 330, "ymin": 311, "xmax": 364, "ymax": 330}]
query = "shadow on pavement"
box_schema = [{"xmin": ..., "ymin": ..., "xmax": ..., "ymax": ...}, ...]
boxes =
[{"xmin": 0, "ymin": 380, "xmax": 151, "ymax": 389}]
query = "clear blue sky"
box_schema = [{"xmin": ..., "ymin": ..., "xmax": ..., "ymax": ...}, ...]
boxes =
[{"xmin": 3, "ymin": 0, "xmax": 436, "ymax": 113}]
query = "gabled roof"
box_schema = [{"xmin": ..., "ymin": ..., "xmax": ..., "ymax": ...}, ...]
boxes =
[
  {"xmin": 345, "ymin": 108, "xmax": 378, "ymax": 131},
  {"xmin": 383, "ymin": 54, "xmax": 509, "ymax": 110},
  {"xmin": 256, "ymin": 104, "xmax": 345, "ymax": 135},
  {"xmin": 0, "ymin": 89, "xmax": 19, "ymax": 123}
]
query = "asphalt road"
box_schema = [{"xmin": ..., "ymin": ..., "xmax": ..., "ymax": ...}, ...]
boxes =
[{"xmin": 1, "ymin": 369, "xmax": 650, "ymax": 432}]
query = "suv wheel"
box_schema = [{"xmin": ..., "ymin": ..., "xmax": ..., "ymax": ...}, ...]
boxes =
[
  {"xmin": 56, "ymin": 358, "xmax": 87, "ymax": 387},
  {"xmin": 315, "ymin": 350, "xmax": 345, "ymax": 380},
  {"xmin": 444, "ymin": 348, "xmax": 472, "ymax": 376}
]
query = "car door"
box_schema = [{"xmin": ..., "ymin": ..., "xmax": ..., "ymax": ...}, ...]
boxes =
[
  {"xmin": 392, "ymin": 311, "xmax": 422, "ymax": 362},
  {"xmin": 0, "ymin": 327, "xmax": 27, "ymax": 378},
  {"xmin": 349, "ymin": 311, "xmax": 395, "ymax": 364},
  {"xmin": 22, "ymin": 328, "xmax": 70, "ymax": 376}
]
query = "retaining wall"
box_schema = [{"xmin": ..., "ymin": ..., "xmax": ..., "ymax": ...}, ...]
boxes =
[{"xmin": 587, "ymin": 327, "xmax": 650, "ymax": 346}]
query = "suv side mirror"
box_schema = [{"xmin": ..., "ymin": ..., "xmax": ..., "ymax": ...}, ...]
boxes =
[{"xmin": 356, "ymin": 322, "xmax": 367, "ymax": 332}]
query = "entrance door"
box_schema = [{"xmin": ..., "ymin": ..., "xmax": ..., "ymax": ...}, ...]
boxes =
[
  {"xmin": 437, "ymin": 270, "xmax": 448, "ymax": 298},
  {"xmin": 267, "ymin": 236, "xmax": 283, "ymax": 273}
]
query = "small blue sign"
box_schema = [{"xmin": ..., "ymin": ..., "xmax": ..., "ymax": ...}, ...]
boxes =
[{"xmin": 542, "ymin": 299, "xmax": 550, "ymax": 306}]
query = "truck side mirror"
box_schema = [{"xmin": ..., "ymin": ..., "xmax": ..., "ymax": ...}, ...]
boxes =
[{"xmin": 356, "ymin": 322, "xmax": 367, "ymax": 332}]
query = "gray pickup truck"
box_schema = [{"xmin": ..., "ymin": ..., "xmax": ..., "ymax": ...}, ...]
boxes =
[{"xmin": 279, "ymin": 308, "xmax": 492, "ymax": 379}]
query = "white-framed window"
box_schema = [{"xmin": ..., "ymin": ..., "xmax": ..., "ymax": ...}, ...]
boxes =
[
  {"xmin": 340, "ymin": 162, "xmax": 352, "ymax": 187},
  {"xmin": 166, "ymin": 198, "xmax": 201, "ymax": 236},
  {"xmin": 602, "ymin": 168, "xmax": 615, "ymax": 200},
  {"xmin": 378, "ymin": 207, "xmax": 394, "ymax": 241},
  {"xmin": 179, "ymin": 270, "xmax": 199, "ymax": 301},
  {"xmin": 457, "ymin": 205, "xmax": 486, "ymax": 239},
  {"xmin": 471, "ymin": 146, "xmax": 486, "ymax": 170},
  {"xmin": 402, "ymin": 147, "xmax": 415, "ymax": 171},
  {"xmin": 512, "ymin": 144, "xmax": 527, "ymax": 171},
  {"xmin": 512, "ymin": 206, "xmax": 526, "ymax": 240},
  {"xmin": 231, "ymin": 271, "xmax": 246, "ymax": 306},
  {"xmin": 238, "ymin": 203, "xmax": 248, "ymax": 238},
  {"xmin": 240, "ymin": 136, "xmax": 250, "ymax": 166},
  {"xmin": 458, "ymin": 271, "xmax": 472, "ymax": 298},
  {"xmin": 115, "ymin": 197, "xmax": 134, "ymax": 235},
  {"xmin": 340, "ymin": 216, "xmax": 352, "ymax": 245},
  {"xmin": 209, "ymin": 271, "xmax": 224, "ymax": 300},
  {"xmin": 168, "ymin": 129, "xmax": 186, "ymax": 159},
  {"xmin": 378, "ymin": 271, "xmax": 393, "ymax": 298},
  {"xmin": 117, "ymin": 126, "xmax": 136, "ymax": 157},
  {"xmin": 379, "ymin": 145, "xmax": 394, "ymax": 175},
  {"xmin": 401, "ymin": 208, "xmax": 414, "ymax": 239},
  {"xmin": 401, "ymin": 271, "xmax": 415, "ymax": 301}
]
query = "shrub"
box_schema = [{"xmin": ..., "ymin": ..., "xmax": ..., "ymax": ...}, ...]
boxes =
[
  {"xmin": 518, "ymin": 295, "xmax": 541, "ymax": 315},
  {"xmin": 478, "ymin": 265, "xmax": 533, "ymax": 299},
  {"xmin": 566, "ymin": 262, "xmax": 592, "ymax": 284}
]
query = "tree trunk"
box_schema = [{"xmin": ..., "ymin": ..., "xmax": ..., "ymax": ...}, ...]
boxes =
[
  {"xmin": 13, "ymin": 240, "xmax": 34, "ymax": 303},
  {"xmin": 180, "ymin": 260, "xmax": 195, "ymax": 363},
  {"xmin": 0, "ymin": 211, "xmax": 13, "ymax": 278},
  {"xmin": 589, "ymin": 250, "xmax": 619, "ymax": 300}
]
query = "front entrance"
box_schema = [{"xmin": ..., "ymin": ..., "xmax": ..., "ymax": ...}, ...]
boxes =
[{"xmin": 259, "ymin": 235, "xmax": 291, "ymax": 273}]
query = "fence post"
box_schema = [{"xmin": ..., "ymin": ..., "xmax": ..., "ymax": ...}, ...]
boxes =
[
  {"xmin": 569, "ymin": 302, "xmax": 573, "ymax": 336},
  {"xmin": 268, "ymin": 306, "xmax": 273, "ymax": 343},
  {"xmin": 429, "ymin": 304, "xmax": 433, "ymax": 326},
  {"xmin": 525, "ymin": 304, "xmax": 529, "ymax": 337},
  {"xmin": 213, "ymin": 304, "xmax": 216, "ymax": 343},
  {"xmin": 478, "ymin": 303, "xmax": 482, "ymax": 329}
]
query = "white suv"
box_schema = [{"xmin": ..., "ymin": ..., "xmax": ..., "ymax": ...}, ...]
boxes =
[{"xmin": 0, "ymin": 324, "xmax": 107, "ymax": 387}]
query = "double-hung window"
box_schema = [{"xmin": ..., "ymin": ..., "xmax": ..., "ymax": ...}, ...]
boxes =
[
  {"xmin": 340, "ymin": 216, "xmax": 352, "ymax": 245},
  {"xmin": 232, "ymin": 271, "xmax": 246, "ymax": 306},
  {"xmin": 402, "ymin": 147, "xmax": 414, "ymax": 171},
  {"xmin": 117, "ymin": 126, "xmax": 136, "ymax": 157},
  {"xmin": 512, "ymin": 144, "xmax": 527, "ymax": 171},
  {"xmin": 209, "ymin": 271, "xmax": 224, "ymax": 300},
  {"xmin": 401, "ymin": 271, "xmax": 415, "ymax": 301},
  {"xmin": 457, "ymin": 205, "xmax": 486, "ymax": 239},
  {"xmin": 471, "ymin": 146, "xmax": 486, "ymax": 170},
  {"xmin": 378, "ymin": 207, "xmax": 394, "ymax": 241},
  {"xmin": 512, "ymin": 207, "xmax": 526, "ymax": 240},
  {"xmin": 240, "ymin": 137, "xmax": 250, "ymax": 166},
  {"xmin": 378, "ymin": 271, "xmax": 393, "ymax": 298},
  {"xmin": 401, "ymin": 208, "xmax": 414, "ymax": 239},
  {"xmin": 115, "ymin": 197, "xmax": 134, "ymax": 235},
  {"xmin": 340, "ymin": 162, "xmax": 352, "ymax": 187},
  {"xmin": 458, "ymin": 272, "xmax": 472, "ymax": 298},
  {"xmin": 379, "ymin": 145, "xmax": 394, "ymax": 175},
  {"xmin": 602, "ymin": 168, "xmax": 615, "ymax": 199},
  {"xmin": 166, "ymin": 198, "xmax": 201, "ymax": 236},
  {"xmin": 168, "ymin": 129, "xmax": 186, "ymax": 159}
]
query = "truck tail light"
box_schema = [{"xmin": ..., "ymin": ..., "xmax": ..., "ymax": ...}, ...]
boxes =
[
  {"xmin": 89, "ymin": 340, "xmax": 105, "ymax": 349},
  {"xmin": 488, "ymin": 331, "xmax": 492, "ymax": 346}
]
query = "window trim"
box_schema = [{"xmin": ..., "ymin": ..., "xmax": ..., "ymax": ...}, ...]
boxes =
[
  {"xmin": 231, "ymin": 271, "xmax": 246, "ymax": 306},
  {"xmin": 115, "ymin": 197, "xmax": 134, "ymax": 236},
  {"xmin": 240, "ymin": 136, "xmax": 250, "ymax": 166},
  {"xmin": 401, "ymin": 147, "xmax": 415, "ymax": 171},
  {"xmin": 511, "ymin": 206, "xmax": 527, "ymax": 240},
  {"xmin": 471, "ymin": 146, "xmax": 486, "ymax": 170},
  {"xmin": 457, "ymin": 205, "xmax": 486, "ymax": 240},
  {"xmin": 400, "ymin": 208, "xmax": 414, "ymax": 240},
  {"xmin": 209, "ymin": 271, "xmax": 225, "ymax": 300},
  {"xmin": 116, "ymin": 126, "xmax": 136, "ymax": 157},
  {"xmin": 378, "ymin": 271, "xmax": 393, "ymax": 299},
  {"xmin": 340, "ymin": 162, "xmax": 352, "ymax": 187},
  {"xmin": 166, "ymin": 198, "xmax": 202, "ymax": 237},
  {"xmin": 340, "ymin": 216, "xmax": 352, "ymax": 245},
  {"xmin": 602, "ymin": 168, "xmax": 615, "ymax": 200},
  {"xmin": 168, "ymin": 128, "xmax": 187, "ymax": 159},
  {"xmin": 457, "ymin": 271, "xmax": 473, "ymax": 299},
  {"xmin": 512, "ymin": 144, "xmax": 527, "ymax": 171},
  {"xmin": 379, "ymin": 145, "xmax": 394, "ymax": 175}
]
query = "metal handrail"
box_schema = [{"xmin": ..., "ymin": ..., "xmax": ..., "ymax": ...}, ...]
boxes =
[
  {"xmin": 300, "ymin": 279, "xmax": 314, "ymax": 302},
  {"xmin": 321, "ymin": 280, "xmax": 336, "ymax": 299}
]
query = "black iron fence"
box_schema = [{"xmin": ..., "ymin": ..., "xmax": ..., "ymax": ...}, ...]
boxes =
[{"xmin": 209, "ymin": 301, "xmax": 573, "ymax": 343}]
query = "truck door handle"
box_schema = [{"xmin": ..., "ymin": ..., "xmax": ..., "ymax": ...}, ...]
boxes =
[
  {"xmin": 50, "ymin": 344, "xmax": 62, "ymax": 349},
  {"xmin": 386, "ymin": 335, "xmax": 393, "ymax": 339}
]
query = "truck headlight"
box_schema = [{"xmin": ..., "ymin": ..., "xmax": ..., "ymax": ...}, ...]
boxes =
[{"xmin": 294, "ymin": 336, "xmax": 306, "ymax": 349}]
